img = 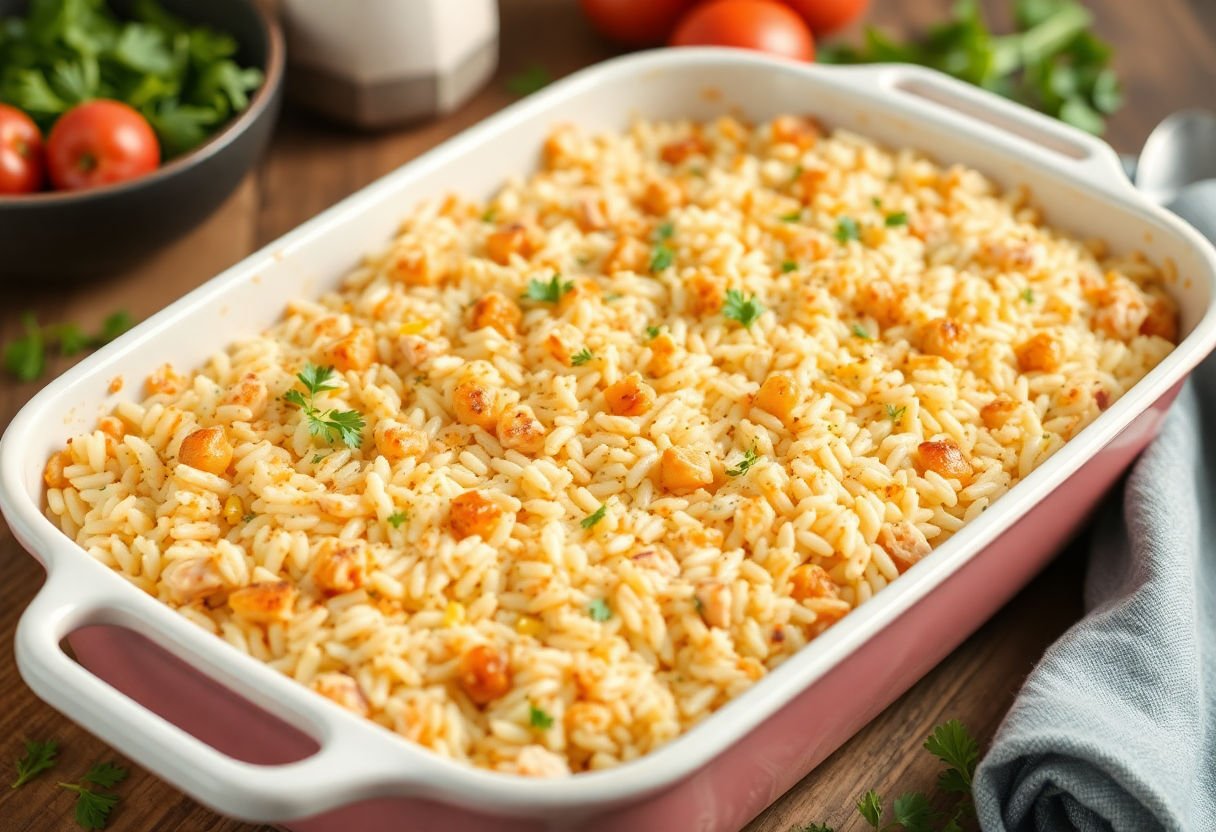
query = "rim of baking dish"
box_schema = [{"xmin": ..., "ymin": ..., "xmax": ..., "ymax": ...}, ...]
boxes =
[{"xmin": 5, "ymin": 48, "xmax": 1216, "ymax": 817}]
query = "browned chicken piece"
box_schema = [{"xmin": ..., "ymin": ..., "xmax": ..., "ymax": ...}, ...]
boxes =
[
  {"xmin": 449, "ymin": 491, "xmax": 503, "ymax": 540},
  {"xmin": 496, "ymin": 405, "xmax": 546, "ymax": 454},
  {"xmin": 603, "ymin": 373, "xmax": 656, "ymax": 417},
  {"xmin": 604, "ymin": 235, "xmax": 649, "ymax": 274},
  {"xmin": 311, "ymin": 672, "xmax": 370, "ymax": 717},
  {"xmin": 178, "ymin": 426, "xmax": 234, "ymax": 476},
  {"xmin": 222, "ymin": 373, "xmax": 269, "ymax": 418},
  {"xmin": 1093, "ymin": 280, "xmax": 1150, "ymax": 341},
  {"xmin": 796, "ymin": 167, "xmax": 827, "ymax": 204},
  {"xmin": 660, "ymin": 135, "xmax": 710, "ymax": 165},
  {"xmin": 694, "ymin": 581, "xmax": 731, "ymax": 629},
  {"xmin": 389, "ymin": 249, "xmax": 445, "ymax": 286},
  {"xmin": 1139, "ymin": 295, "xmax": 1178, "ymax": 343},
  {"xmin": 686, "ymin": 272, "xmax": 724, "ymax": 316},
  {"xmin": 640, "ymin": 179, "xmax": 684, "ymax": 216},
  {"xmin": 659, "ymin": 447, "xmax": 714, "ymax": 493},
  {"xmin": 916, "ymin": 439, "xmax": 973, "ymax": 481},
  {"xmin": 373, "ymin": 419, "xmax": 428, "ymax": 461},
  {"xmin": 855, "ymin": 280, "xmax": 905, "ymax": 328},
  {"xmin": 397, "ymin": 333, "xmax": 445, "ymax": 369},
  {"xmin": 917, "ymin": 318, "xmax": 968, "ymax": 361},
  {"xmin": 754, "ymin": 373, "xmax": 801, "ymax": 425},
  {"xmin": 486, "ymin": 223, "xmax": 532, "ymax": 265},
  {"xmin": 1014, "ymin": 333, "xmax": 1063, "ymax": 373},
  {"xmin": 789, "ymin": 563, "xmax": 838, "ymax": 602},
  {"xmin": 576, "ymin": 195, "xmax": 608, "ymax": 232},
  {"xmin": 229, "ymin": 581, "xmax": 297, "ymax": 623},
  {"xmin": 878, "ymin": 521, "xmax": 932, "ymax": 573},
  {"xmin": 468, "ymin": 291, "xmax": 522, "ymax": 337},
  {"xmin": 458, "ymin": 644, "xmax": 512, "ymax": 705},
  {"xmin": 97, "ymin": 416, "xmax": 125, "ymax": 441},
  {"xmin": 770, "ymin": 114, "xmax": 821, "ymax": 149},
  {"xmin": 326, "ymin": 327, "xmax": 377, "ymax": 373},
  {"xmin": 557, "ymin": 277, "xmax": 603, "ymax": 312},
  {"xmin": 980, "ymin": 398, "xmax": 1019, "ymax": 430},
  {"xmin": 44, "ymin": 450, "xmax": 72, "ymax": 489},
  {"xmin": 146, "ymin": 363, "xmax": 187, "ymax": 397},
  {"xmin": 452, "ymin": 377, "xmax": 500, "ymax": 430},
  {"xmin": 161, "ymin": 557, "xmax": 226, "ymax": 604},
  {"xmin": 647, "ymin": 332, "xmax": 679, "ymax": 377},
  {"xmin": 311, "ymin": 539, "xmax": 369, "ymax": 595}
]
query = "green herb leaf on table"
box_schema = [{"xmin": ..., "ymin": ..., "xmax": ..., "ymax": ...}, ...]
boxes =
[
  {"xmin": 60, "ymin": 782, "xmax": 119, "ymax": 830},
  {"xmin": 723, "ymin": 289, "xmax": 763, "ymax": 329},
  {"xmin": 506, "ymin": 66, "xmax": 552, "ymax": 97},
  {"xmin": 892, "ymin": 792, "xmax": 934, "ymax": 832},
  {"xmin": 11, "ymin": 739, "xmax": 57, "ymax": 789},
  {"xmin": 856, "ymin": 788, "xmax": 884, "ymax": 827},
  {"xmin": 523, "ymin": 274, "xmax": 574, "ymax": 304},
  {"xmin": 4, "ymin": 312, "xmax": 45, "ymax": 382},
  {"xmin": 82, "ymin": 762, "xmax": 128, "ymax": 790}
]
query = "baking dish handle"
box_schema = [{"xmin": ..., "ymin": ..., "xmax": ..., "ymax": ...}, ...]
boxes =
[
  {"xmin": 835, "ymin": 63, "xmax": 1131, "ymax": 189},
  {"xmin": 15, "ymin": 566, "xmax": 419, "ymax": 822}
]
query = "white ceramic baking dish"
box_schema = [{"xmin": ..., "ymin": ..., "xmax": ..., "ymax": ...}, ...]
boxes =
[{"xmin": 4, "ymin": 49, "xmax": 1216, "ymax": 832}]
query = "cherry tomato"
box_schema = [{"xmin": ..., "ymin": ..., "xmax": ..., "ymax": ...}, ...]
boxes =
[
  {"xmin": 46, "ymin": 100, "xmax": 160, "ymax": 192},
  {"xmin": 0, "ymin": 103, "xmax": 45, "ymax": 195},
  {"xmin": 779, "ymin": 0, "xmax": 869, "ymax": 35},
  {"xmin": 670, "ymin": 0, "xmax": 815, "ymax": 62},
  {"xmin": 580, "ymin": 0, "xmax": 702, "ymax": 46}
]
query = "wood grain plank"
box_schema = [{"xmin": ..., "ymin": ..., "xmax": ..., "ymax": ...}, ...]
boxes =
[{"xmin": 0, "ymin": 2, "xmax": 1212, "ymax": 830}]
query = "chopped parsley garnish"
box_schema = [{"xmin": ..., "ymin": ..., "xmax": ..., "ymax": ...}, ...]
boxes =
[
  {"xmin": 311, "ymin": 453, "xmax": 327, "ymax": 464},
  {"xmin": 835, "ymin": 216, "xmax": 861, "ymax": 243},
  {"xmin": 850, "ymin": 323, "xmax": 873, "ymax": 340},
  {"xmin": 59, "ymin": 760, "xmax": 129, "ymax": 830},
  {"xmin": 587, "ymin": 597, "xmax": 612, "ymax": 621},
  {"xmin": 284, "ymin": 363, "xmax": 366, "ymax": 448},
  {"xmin": 645, "ymin": 325, "xmax": 661, "ymax": 341},
  {"xmin": 581, "ymin": 504, "xmax": 607, "ymax": 529},
  {"xmin": 884, "ymin": 211, "xmax": 909, "ymax": 227},
  {"xmin": 571, "ymin": 348, "xmax": 595, "ymax": 366},
  {"xmin": 871, "ymin": 196, "xmax": 883, "ymax": 208},
  {"xmin": 529, "ymin": 705, "xmax": 554, "ymax": 730},
  {"xmin": 649, "ymin": 245, "xmax": 675, "ymax": 272},
  {"xmin": 481, "ymin": 208, "xmax": 497, "ymax": 223},
  {"xmin": 726, "ymin": 446, "xmax": 760, "ymax": 477},
  {"xmin": 723, "ymin": 289, "xmax": 764, "ymax": 329},
  {"xmin": 653, "ymin": 221, "xmax": 675, "ymax": 242},
  {"xmin": 791, "ymin": 164, "xmax": 804, "ymax": 181},
  {"xmin": 1021, "ymin": 288, "xmax": 1035, "ymax": 303},
  {"xmin": 603, "ymin": 292, "xmax": 623, "ymax": 302},
  {"xmin": 505, "ymin": 65, "xmax": 552, "ymax": 96},
  {"xmin": 242, "ymin": 513, "xmax": 255, "ymax": 523},
  {"xmin": 779, "ymin": 210, "xmax": 803, "ymax": 222},
  {"xmin": 387, "ymin": 510, "xmax": 409, "ymax": 528},
  {"xmin": 11, "ymin": 739, "xmax": 57, "ymax": 789},
  {"xmin": 885, "ymin": 404, "xmax": 906, "ymax": 423},
  {"xmin": 781, "ymin": 260, "xmax": 798, "ymax": 273},
  {"xmin": 522, "ymin": 273, "xmax": 574, "ymax": 304},
  {"xmin": 693, "ymin": 596, "xmax": 704, "ymax": 613}
]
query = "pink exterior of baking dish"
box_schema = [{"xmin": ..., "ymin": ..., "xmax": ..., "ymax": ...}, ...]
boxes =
[{"xmin": 5, "ymin": 49, "xmax": 1216, "ymax": 832}]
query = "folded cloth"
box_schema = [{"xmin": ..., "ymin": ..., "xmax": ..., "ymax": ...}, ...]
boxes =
[{"xmin": 973, "ymin": 194, "xmax": 1216, "ymax": 831}]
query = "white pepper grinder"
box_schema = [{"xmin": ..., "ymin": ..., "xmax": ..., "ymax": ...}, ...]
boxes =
[{"xmin": 280, "ymin": 0, "xmax": 499, "ymax": 129}]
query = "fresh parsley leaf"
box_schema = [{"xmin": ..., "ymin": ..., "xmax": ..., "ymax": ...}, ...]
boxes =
[
  {"xmin": 587, "ymin": 597, "xmax": 612, "ymax": 621},
  {"xmin": 884, "ymin": 211, "xmax": 909, "ymax": 227},
  {"xmin": 285, "ymin": 364, "xmax": 365, "ymax": 448},
  {"xmin": 506, "ymin": 65, "xmax": 552, "ymax": 96},
  {"xmin": 856, "ymin": 789, "xmax": 883, "ymax": 828},
  {"xmin": 726, "ymin": 447, "xmax": 760, "ymax": 477},
  {"xmin": 850, "ymin": 323, "xmax": 872, "ymax": 340},
  {"xmin": 523, "ymin": 273, "xmax": 573, "ymax": 304},
  {"xmin": 645, "ymin": 325, "xmax": 661, "ymax": 341},
  {"xmin": 779, "ymin": 210, "xmax": 803, "ymax": 222},
  {"xmin": 571, "ymin": 348, "xmax": 595, "ymax": 366},
  {"xmin": 297, "ymin": 363, "xmax": 341, "ymax": 397},
  {"xmin": 311, "ymin": 453, "xmax": 326, "ymax": 464},
  {"xmin": 885, "ymin": 404, "xmax": 906, "ymax": 423},
  {"xmin": 94, "ymin": 311, "xmax": 134, "ymax": 345},
  {"xmin": 60, "ymin": 782, "xmax": 119, "ymax": 830},
  {"xmin": 4, "ymin": 312, "xmax": 45, "ymax": 382},
  {"xmin": 529, "ymin": 705, "xmax": 554, "ymax": 730},
  {"xmin": 52, "ymin": 323, "xmax": 89, "ymax": 356},
  {"xmin": 781, "ymin": 260, "xmax": 798, "ymax": 273},
  {"xmin": 835, "ymin": 216, "xmax": 861, "ymax": 243},
  {"xmin": 241, "ymin": 513, "xmax": 255, "ymax": 523},
  {"xmin": 11, "ymin": 739, "xmax": 57, "ymax": 789},
  {"xmin": 723, "ymin": 289, "xmax": 763, "ymax": 329},
  {"xmin": 924, "ymin": 719, "xmax": 978, "ymax": 783},
  {"xmin": 653, "ymin": 221, "xmax": 675, "ymax": 242},
  {"xmin": 82, "ymin": 762, "xmax": 128, "ymax": 790},
  {"xmin": 387, "ymin": 510, "xmax": 408, "ymax": 528},
  {"xmin": 1021, "ymin": 287, "xmax": 1035, "ymax": 303},
  {"xmin": 793, "ymin": 825, "xmax": 835, "ymax": 832},
  {"xmin": 892, "ymin": 792, "xmax": 933, "ymax": 832},
  {"xmin": 581, "ymin": 504, "xmax": 607, "ymax": 529}
]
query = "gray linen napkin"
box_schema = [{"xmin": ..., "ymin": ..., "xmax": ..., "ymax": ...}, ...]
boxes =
[{"xmin": 972, "ymin": 191, "xmax": 1216, "ymax": 831}]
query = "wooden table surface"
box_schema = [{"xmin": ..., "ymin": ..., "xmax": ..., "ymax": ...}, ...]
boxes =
[{"xmin": 1, "ymin": 1, "xmax": 1213, "ymax": 830}]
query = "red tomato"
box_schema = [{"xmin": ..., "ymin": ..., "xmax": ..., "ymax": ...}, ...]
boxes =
[
  {"xmin": 46, "ymin": 100, "xmax": 160, "ymax": 192},
  {"xmin": 580, "ymin": 0, "xmax": 702, "ymax": 46},
  {"xmin": 779, "ymin": 0, "xmax": 869, "ymax": 34},
  {"xmin": 0, "ymin": 103, "xmax": 45, "ymax": 195},
  {"xmin": 670, "ymin": 0, "xmax": 815, "ymax": 62}
]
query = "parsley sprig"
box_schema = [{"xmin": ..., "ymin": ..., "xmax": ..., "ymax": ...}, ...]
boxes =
[
  {"xmin": 571, "ymin": 348, "xmax": 595, "ymax": 366},
  {"xmin": 505, "ymin": 65, "xmax": 552, "ymax": 97},
  {"xmin": 650, "ymin": 221, "xmax": 676, "ymax": 273},
  {"xmin": 581, "ymin": 503, "xmax": 607, "ymax": 529},
  {"xmin": 727, "ymin": 446, "xmax": 760, "ymax": 477},
  {"xmin": 11, "ymin": 739, "xmax": 57, "ymax": 789},
  {"xmin": 587, "ymin": 597, "xmax": 612, "ymax": 621},
  {"xmin": 3, "ymin": 310, "xmax": 134, "ymax": 382},
  {"xmin": 723, "ymin": 289, "xmax": 764, "ymax": 330},
  {"xmin": 59, "ymin": 761, "xmax": 129, "ymax": 830},
  {"xmin": 284, "ymin": 364, "xmax": 366, "ymax": 449},
  {"xmin": 801, "ymin": 720, "xmax": 979, "ymax": 832},
  {"xmin": 835, "ymin": 216, "xmax": 861, "ymax": 243},
  {"xmin": 529, "ymin": 704, "xmax": 554, "ymax": 729},
  {"xmin": 523, "ymin": 273, "xmax": 573, "ymax": 304}
]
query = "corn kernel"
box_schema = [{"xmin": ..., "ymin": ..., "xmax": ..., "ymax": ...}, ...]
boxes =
[
  {"xmin": 515, "ymin": 615, "xmax": 542, "ymax": 637},
  {"xmin": 398, "ymin": 319, "xmax": 429, "ymax": 335},
  {"xmin": 223, "ymin": 494, "xmax": 244, "ymax": 525},
  {"xmin": 444, "ymin": 601, "xmax": 466, "ymax": 627}
]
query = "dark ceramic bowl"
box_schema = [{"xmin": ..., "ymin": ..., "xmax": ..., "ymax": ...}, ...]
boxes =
[{"xmin": 0, "ymin": 0, "xmax": 284, "ymax": 281}]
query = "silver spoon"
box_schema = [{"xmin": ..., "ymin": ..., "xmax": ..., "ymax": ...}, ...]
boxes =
[{"xmin": 1134, "ymin": 109, "xmax": 1216, "ymax": 204}]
